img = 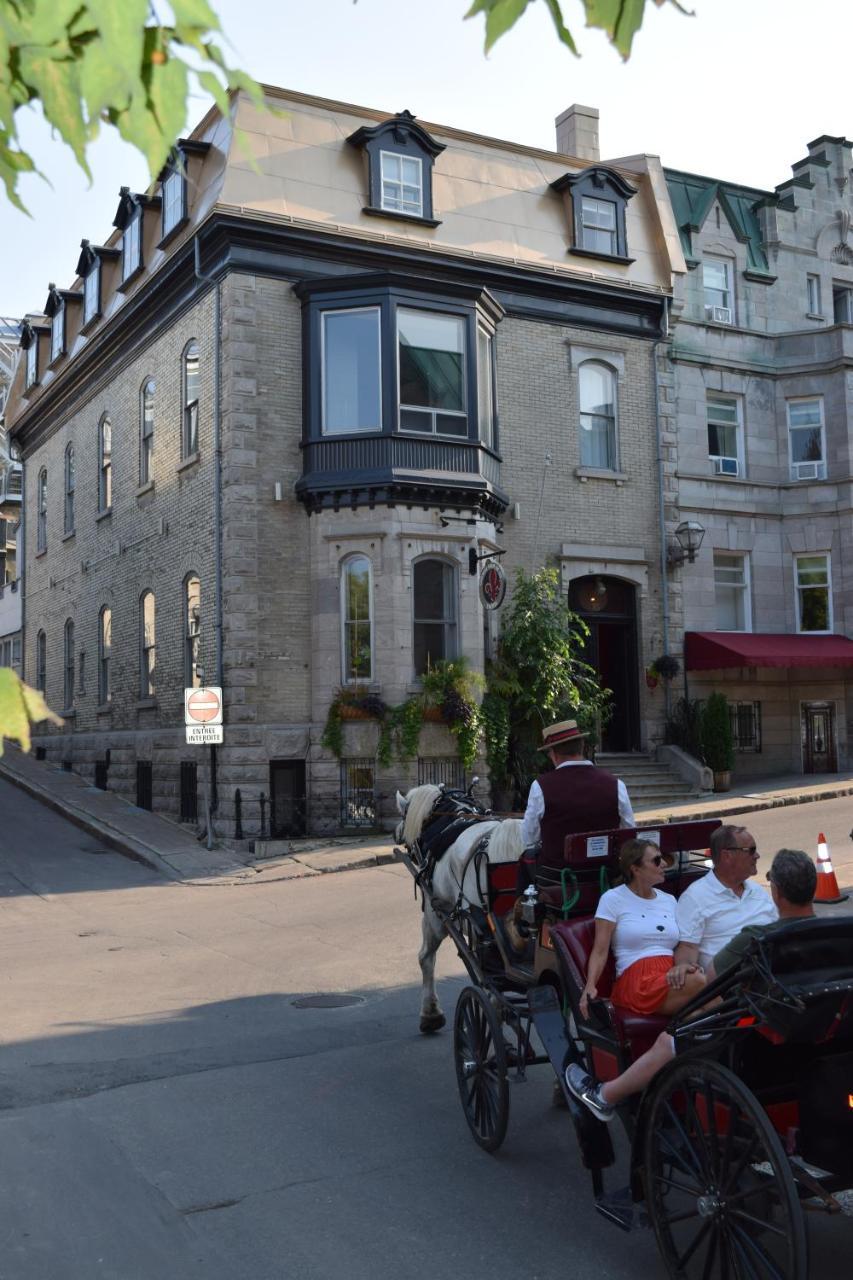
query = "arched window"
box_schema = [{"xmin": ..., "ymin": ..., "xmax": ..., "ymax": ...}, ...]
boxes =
[
  {"xmin": 64, "ymin": 444, "xmax": 75, "ymax": 534},
  {"xmin": 139, "ymin": 591, "xmax": 156, "ymax": 697},
  {"xmin": 578, "ymin": 361, "xmax": 617, "ymax": 470},
  {"xmin": 37, "ymin": 468, "xmax": 47, "ymax": 551},
  {"xmin": 184, "ymin": 574, "xmax": 202, "ymax": 688},
  {"xmin": 182, "ymin": 342, "xmax": 199, "ymax": 456},
  {"xmin": 340, "ymin": 556, "xmax": 373, "ymax": 682},
  {"xmin": 98, "ymin": 415, "xmax": 112, "ymax": 511},
  {"xmin": 64, "ymin": 618, "xmax": 75, "ymax": 709},
  {"xmin": 36, "ymin": 629, "xmax": 46, "ymax": 693},
  {"xmin": 140, "ymin": 379, "xmax": 155, "ymax": 485},
  {"xmin": 98, "ymin": 607, "xmax": 111, "ymax": 704},
  {"xmin": 412, "ymin": 558, "xmax": 457, "ymax": 676}
]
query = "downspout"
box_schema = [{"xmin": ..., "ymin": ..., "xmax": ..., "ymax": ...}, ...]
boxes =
[
  {"xmin": 194, "ymin": 235, "xmax": 222, "ymax": 826},
  {"xmin": 19, "ymin": 457, "xmax": 25, "ymax": 680},
  {"xmin": 653, "ymin": 295, "xmax": 672, "ymax": 719}
]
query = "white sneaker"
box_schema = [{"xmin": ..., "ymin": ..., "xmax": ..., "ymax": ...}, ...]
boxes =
[{"xmin": 564, "ymin": 1064, "xmax": 616, "ymax": 1123}]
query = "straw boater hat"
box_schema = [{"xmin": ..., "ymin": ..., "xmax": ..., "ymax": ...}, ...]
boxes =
[{"xmin": 542, "ymin": 719, "xmax": 587, "ymax": 749}]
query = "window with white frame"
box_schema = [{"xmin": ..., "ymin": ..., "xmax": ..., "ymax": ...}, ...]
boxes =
[
  {"xmin": 83, "ymin": 261, "xmax": 100, "ymax": 324},
  {"xmin": 398, "ymin": 309, "xmax": 466, "ymax": 437},
  {"xmin": 184, "ymin": 574, "xmax": 202, "ymax": 688},
  {"xmin": 706, "ymin": 394, "xmax": 742, "ymax": 476},
  {"xmin": 833, "ymin": 284, "xmax": 853, "ymax": 323},
  {"xmin": 713, "ymin": 552, "xmax": 751, "ymax": 631},
  {"xmin": 98, "ymin": 416, "xmax": 112, "ymax": 510},
  {"xmin": 122, "ymin": 209, "xmax": 141, "ymax": 281},
  {"xmin": 140, "ymin": 591, "xmax": 156, "ymax": 697},
  {"xmin": 161, "ymin": 167, "xmax": 185, "ymax": 237},
  {"xmin": 795, "ymin": 554, "xmax": 832, "ymax": 632},
  {"xmin": 341, "ymin": 556, "xmax": 373, "ymax": 683},
  {"xmin": 63, "ymin": 618, "xmax": 75, "ymax": 709},
  {"xmin": 25, "ymin": 336, "xmax": 37, "ymax": 388},
  {"xmin": 477, "ymin": 327, "xmax": 495, "ymax": 449},
  {"xmin": 98, "ymin": 606, "xmax": 111, "ymax": 704},
  {"xmin": 703, "ymin": 258, "xmax": 733, "ymax": 320},
  {"xmin": 64, "ymin": 444, "xmax": 75, "ymax": 534},
  {"xmin": 183, "ymin": 342, "xmax": 199, "ymax": 456},
  {"xmin": 380, "ymin": 151, "xmax": 423, "ymax": 217},
  {"xmin": 578, "ymin": 360, "xmax": 617, "ymax": 469},
  {"xmin": 580, "ymin": 197, "xmax": 617, "ymax": 255},
  {"xmin": 50, "ymin": 302, "xmax": 64, "ymax": 363},
  {"xmin": 37, "ymin": 468, "xmax": 47, "ymax": 552},
  {"xmin": 140, "ymin": 378, "xmax": 155, "ymax": 484},
  {"xmin": 787, "ymin": 398, "xmax": 826, "ymax": 480},
  {"xmin": 322, "ymin": 309, "xmax": 381, "ymax": 435},
  {"xmin": 807, "ymin": 274, "xmax": 822, "ymax": 316},
  {"xmin": 36, "ymin": 630, "xmax": 46, "ymax": 693},
  {"xmin": 413, "ymin": 558, "xmax": 457, "ymax": 676}
]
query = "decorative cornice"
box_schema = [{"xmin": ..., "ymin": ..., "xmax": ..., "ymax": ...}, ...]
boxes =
[
  {"xmin": 550, "ymin": 165, "xmax": 637, "ymax": 201},
  {"xmin": 76, "ymin": 239, "xmax": 121, "ymax": 276},
  {"xmin": 347, "ymin": 109, "xmax": 445, "ymax": 159}
]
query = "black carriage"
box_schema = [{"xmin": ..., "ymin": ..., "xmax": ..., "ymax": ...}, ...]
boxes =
[{"xmin": 397, "ymin": 786, "xmax": 853, "ymax": 1280}]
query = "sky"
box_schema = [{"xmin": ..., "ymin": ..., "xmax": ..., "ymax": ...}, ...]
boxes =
[{"xmin": 3, "ymin": 0, "xmax": 852, "ymax": 319}]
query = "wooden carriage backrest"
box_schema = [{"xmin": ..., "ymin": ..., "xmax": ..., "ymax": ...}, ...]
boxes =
[
  {"xmin": 562, "ymin": 818, "xmax": 722, "ymax": 871},
  {"xmin": 550, "ymin": 917, "xmax": 616, "ymax": 1000}
]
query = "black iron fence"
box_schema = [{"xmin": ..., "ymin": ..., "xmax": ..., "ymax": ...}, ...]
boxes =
[{"xmin": 729, "ymin": 701, "xmax": 762, "ymax": 753}]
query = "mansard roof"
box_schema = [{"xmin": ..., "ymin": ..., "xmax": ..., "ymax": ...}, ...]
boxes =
[{"xmin": 665, "ymin": 169, "xmax": 774, "ymax": 277}]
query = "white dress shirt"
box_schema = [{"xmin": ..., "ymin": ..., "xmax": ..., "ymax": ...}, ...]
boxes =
[
  {"xmin": 521, "ymin": 759, "xmax": 635, "ymax": 848},
  {"xmin": 675, "ymin": 871, "xmax": 778, "ymax": 971}
]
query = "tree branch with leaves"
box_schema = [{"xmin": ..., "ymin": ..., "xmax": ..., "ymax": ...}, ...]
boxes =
[
  {"xmin": 465, "ymin": 0, "xmax": 691, "ymax": 59},
  {"xmin": 0, "ymin": 666, "xmax": 62, "ymax": 755}
]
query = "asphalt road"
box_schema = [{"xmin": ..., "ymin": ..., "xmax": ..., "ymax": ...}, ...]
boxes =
[{"xmin": 2, "ymin": 776, "xmax": 852, "ymax": 1279}]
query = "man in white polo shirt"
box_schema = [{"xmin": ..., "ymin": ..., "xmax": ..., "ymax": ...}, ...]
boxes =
[{"xmin": 674, "ymin": 823, "xmax": 778, "ymax": 973}]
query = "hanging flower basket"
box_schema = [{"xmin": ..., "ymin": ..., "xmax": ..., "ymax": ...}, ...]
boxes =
[
  {"xmin": 645, "ymin": 668, "xmax": 659, "ymax": 690},
  {"xmin": 338, "ymin": 705, "xmax": 373, "ymax": 721},
  {"xmin": 422, "ymin": 706, "xmax": 445, "ymax": 723}
]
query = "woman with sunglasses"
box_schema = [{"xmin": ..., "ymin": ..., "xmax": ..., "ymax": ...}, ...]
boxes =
[{"xmin": 579, "ymin": 838, "xmax": 707, "ymax": 1019}]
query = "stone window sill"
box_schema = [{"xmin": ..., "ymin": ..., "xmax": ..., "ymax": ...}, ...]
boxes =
[
  {"xmin": 60, "ymin": 708, "xmax": 76, "ymax": 719},
  {"xmin": 157, "ymin": 215, "xmax": 188, "ymax": 250},
  {"xmin": 574, "ymin": 466, "xmax": 628, "ymax": 485},
  {"xmin": 62, "ymin": 529, "xmax": 76, "ymax": 542},
  {"xmin": 96, "ymin": 702, "xmax": 112, "ymax": 715},
  {"xmin": 136, "ymin": 480, "xmax": 155, "ymax": 499},
  {"xmin": 570, "ymin": 246, "xmax": 635, "ymax": 266},
  {"xmin": 806, "ymin": 312, "xmax": 825, "ymax": 321},
  {"xmin": 117, "ymin": 264, "xmax": 144, "ymax": 293},
  {"xmin": 136, "ymin": 698, "xmax": 158, "ymax": 710},
  {"xmin": 79, "ymin": 313, "xmax": 102, "ymax": 336},
  {"xmin": 35, "ymin": 548, "xmax": 47, "ymax": 559},
  {"xmin": 96, "ymin": 506, "xmax": 112, "ymax": 522},
  {"xmin": 362, "ymin": 205, "xmax": 441, "ymax": 228},
  {"xmin": 178, "ymin": 451, "xmax": 201, "ymax": 474}
]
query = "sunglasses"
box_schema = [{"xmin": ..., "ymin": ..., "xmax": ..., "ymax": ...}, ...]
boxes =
[
  {"xmin": 637, "ymin": 854, "xmax": 664, "ymax": 867},
  {"xmin": 724, "ymin": 845, "xmax": 758, "ymax": 856}
]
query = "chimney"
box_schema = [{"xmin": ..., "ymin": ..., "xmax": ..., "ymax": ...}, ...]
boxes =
[{"xmin": 555, "ymin": 105, "xmax": 599, "ymax": 162}]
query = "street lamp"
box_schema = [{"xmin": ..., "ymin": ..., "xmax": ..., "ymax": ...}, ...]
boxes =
[{"xmin": 668, "ymin": 519, "xmax": 706, "ymax": 567}]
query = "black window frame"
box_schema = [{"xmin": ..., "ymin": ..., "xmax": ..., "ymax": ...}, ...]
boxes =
[
  {"xmin": 36, "ymin": 467, "xmax": 47, "ymax": 552},
  {"xmin": 21, "ymin": 321, "xmax": 40, "ymax": 390},
  {"xmin": 347, "ymin": 111, "xmax": 445, "ymax": 227},
  {"xmin": 63, "ymin": 617, "xmax": 75, "ymax": 710},
  {"xmin": 50, "ymin": 299, "xmax": 65, "ymax": 364},
  {"xmin": 83, "ymin": 259, "xmax": 101, "ymax": 325},
  {"xmin": 412, "ymin": 555, "xmax": 458, "ymax": 678},
  {"xmin": 36, "ymin": 629, "xmax": 46, "ymax": 694},
  {"xmin": 140, "ymin": 377, "xmax": 155, "ymax": 485},
  {"xmin": 182, "ymin": 340, "xmax": 200, "ymax": 457},
  {"xmin": 184, "ymin": 573, "xmax": 202, "ymax": 688},
  {"xmin": 98, "ymin": 414, "xmax": 112, "ymax": 513},
  {"xmin": 550, "ymin": 165, "xmax": 637, "ymax": 264},
  {"xmin": 98, "ymin": 605, "xmax": 111, "ymax": 705},
  {"xmin": 64, "ymin": 443, "xmax": 75, "ymax": 534},
  {"xmin": 139, "ymin": 590, "xmax": 156, "ymax": 699}
]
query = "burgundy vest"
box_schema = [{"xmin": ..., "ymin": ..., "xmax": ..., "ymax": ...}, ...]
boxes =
[{"xmin": 537, "ymin": 764, "xmax": 620, "ymax": 864}]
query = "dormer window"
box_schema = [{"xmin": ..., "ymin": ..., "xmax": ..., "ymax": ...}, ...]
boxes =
[
  {"xmin": 21, "ymin": 322, "xmax": 38, "ymax": 389},
  {"xmin": 83, "ymin": 261, "xmax": 100, "ymax": 324},
  {"xmin": 157, "ymin": 140, "xmax": 208, "ymax": 244},
  {"xmin": 347, "ymin": 110, "xmax": 444, "ymax": 227},
  {"xmin": 161, "ymin": 168, "xmax": 184, "ymax": 237},
  {"xmin": 122, "ymin": 209, "xmax": 141, "ymax": 281},
  {"xmin": 44, "ymin": 285, "xmax": 66, "ymax": 364},
  {"xmin": 550, "ymin": 165, "xmax": 637, "ymax": 263}
]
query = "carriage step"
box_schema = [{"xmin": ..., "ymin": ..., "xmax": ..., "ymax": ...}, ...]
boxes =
[{"xmin": 595, "ymin": 1187, "xmax": 650, "ymax": 1233}]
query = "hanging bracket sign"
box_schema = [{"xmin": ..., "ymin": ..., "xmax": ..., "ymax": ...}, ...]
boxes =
[
  {"xmin": 185, "ymin": 686, "xmax": 224, "ymax": 745},
  {"xmin": 479, "ymin": 560, "xmax": 507, "ymax": 610}
]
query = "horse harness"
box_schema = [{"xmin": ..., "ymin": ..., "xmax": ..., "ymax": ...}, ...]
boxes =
[{"xmin": 413, "ymin": 794, "xmax": 494, "ymax": 911}]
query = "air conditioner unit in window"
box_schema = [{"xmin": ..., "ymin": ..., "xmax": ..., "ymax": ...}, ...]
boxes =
[
  {"xmin": 705, "ymin": 305, "xmax": 733, "ymax": 324},
  {"xmin": 791, "ymin": 460, "xmax": 826, "ymax": 481},
  {"xmin": 713, "ymin": 456, "xmax": 739, "ymax": 476}
]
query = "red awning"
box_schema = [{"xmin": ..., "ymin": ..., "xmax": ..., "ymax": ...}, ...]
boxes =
[{"xmin": 685, "ymin": 631, "xmax": 853, "ymax": 671}]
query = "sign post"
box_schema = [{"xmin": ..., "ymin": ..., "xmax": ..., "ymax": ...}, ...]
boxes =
[{"xmin": 185, "ymin": 688, "xmax": 223, "ymax": 850}]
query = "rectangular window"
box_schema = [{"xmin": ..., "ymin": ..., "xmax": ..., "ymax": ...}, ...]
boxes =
[
  {"xmin": 183, "ymin": 345, "xmax": 199, "ymax": 456},
  {"xmin": 12, "ymin": 635, "xmax": 21, "ymax": 666},
  {"xmin": 25, "ymin": 340, "xmax": 37, "ymax": 389},
  {"xmin": 322, "ymin": 308, "xmax": 381, "ymax": 434},
  {"xmin": 341, "ymin": 557, "xmax": 372, "ymax": 683},
  {"xmin": 413, "ymin": 559, "xmax": 457, "ymax": 675},
  {"xmin": 99, "ymin": 608, "xmax": 111, "ymax": 704},
  {"xmin": 807, "ymin": 274, "xmax": 822, "ymax": 315},
  {"xmin": 703, "ymin": 258, "xmax": 732, "ymax": 319},
  {"xmin": 340, "ymin": 759, "xmax": 376, "ymax": 827},
  {"xmin": 833, "ymin": 284, "xmax": 853, "ymax": 323},
  {"xmin": 713, "ymin": 552, "xmax": 751, "ymax": 631},
  {"xmin": 83, "ymin": 263, "xmax": 100, "ymax": 324},
  {"xmin": 580, "ymin": 196, "xmax": 617, "ymax": 255},
  {"xmin": 707, "ymin": 395, "xmax": 742, "ymax": 475},
  {"xmin": 380, "ymin": 151, "xmax": 423, "ymax": 217},
  {"xmin": 418, "ymin": 757, "xmax": 465, "ymax": 788},
  {"xmin": 99, "ymin": 419, "xmax": 112, "ymax": 510},
  {"xmin": 795, "ymin": 554, "xmax": 832, "ymax": 632},
  {"xmin": 729, "ymin": 701, "xmax": 762, "ymax": 753},
  {"xmin": 162, "ymin": 168, "xmax": 184, "ymax": 236},
  {"xmin": 122, "ymin": 211, "xmax": 141, "ymax": 281},
  {"xmin": 787, "ymin": 398, "xmax": 826, "ymax": 480},
  {"xmin": 477, "ymin": 327, "xmax": 495, "ymax": 449},
  {"xmin": 398, "ymin": 308, "xmax": 466, "ymax": 436},
  {"xmin": 140, "ymin": 593, "xmax": 156, "ymax": 697},
  {"xmin": 64, "ymin": 623, "xmax": 75, "ymax": 710},
  {"xmin": 51, "ymin": 304, "xmax": 64, "ymax": 362}
]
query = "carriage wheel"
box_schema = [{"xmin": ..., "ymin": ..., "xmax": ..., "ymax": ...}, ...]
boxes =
[
  {"xmin": 453, "ymin": 986, "xmax": 509, "ymax": 1153},
  {"xmin": 644, "ymin": 1059, "xmax": 808, "ymax": 1280}
]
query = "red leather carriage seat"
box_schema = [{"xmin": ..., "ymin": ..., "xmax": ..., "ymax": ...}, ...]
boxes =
[{"xmin": 550, "ymin": 917, "xmax": 670, "ymax": 1063}]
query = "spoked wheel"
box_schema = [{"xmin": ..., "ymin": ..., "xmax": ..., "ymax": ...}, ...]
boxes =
[
  {"xmin": 644, "ymin": 1059, "xmax": 808, "ymax": 1280},
  {"xmin": 453, "ymin": 986, "xmax": 509, "ymax": 1153}
]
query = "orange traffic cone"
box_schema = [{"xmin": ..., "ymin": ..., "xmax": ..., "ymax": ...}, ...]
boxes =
[{"xmin": 814, "ymin": 833, "xmax": 848, "ymax": 904}]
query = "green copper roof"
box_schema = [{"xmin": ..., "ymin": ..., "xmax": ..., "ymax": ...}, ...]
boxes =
[{"xmin": 665, "ymin": 169, "xmax": 775, "ymax": 277}]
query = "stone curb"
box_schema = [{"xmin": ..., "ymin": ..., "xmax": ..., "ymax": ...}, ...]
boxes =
[{"xmin": 634, "ymin": 782, "xmax": 853, "ymax": 826}]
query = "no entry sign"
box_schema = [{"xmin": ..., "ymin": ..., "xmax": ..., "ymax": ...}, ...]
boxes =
[{"xmin": 185, "ymin": 686, "xmax": 223, "ymax": 744}]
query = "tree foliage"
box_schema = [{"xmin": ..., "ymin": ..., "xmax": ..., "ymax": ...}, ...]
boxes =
[
  {"xmin": 0, "ymin": 0, "xmax": 264, "ymax": 210},
  {"xmin": 0, "ymin": 666, "xmax": 62, "ymax": 754},
  {"xmin": 465, "ymin": 0, "xmax": 689, "ymax": 59}
]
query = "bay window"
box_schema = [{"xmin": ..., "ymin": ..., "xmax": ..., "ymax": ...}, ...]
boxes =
[
  {"xmin": 322, "ymin": 309, "xmax": 381, "ymax": 434},
  {"xmin": 398, "ymin": 309, "xmax": 466, "ymax": 436}
]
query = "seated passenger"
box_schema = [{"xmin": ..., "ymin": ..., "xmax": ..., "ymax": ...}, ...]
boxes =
[
  {"xmin": 566, "ymin": 848, "xmax": 817, "ymax": 1122},
  {"xmin": 579, "ymin": 838, "xmax": 707, "ymax": 1021}
]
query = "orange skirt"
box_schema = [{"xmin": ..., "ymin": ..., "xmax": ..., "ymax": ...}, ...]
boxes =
[{"xmin": 611, "ymin": 955, "xmax": 674, "ymax": 1015}]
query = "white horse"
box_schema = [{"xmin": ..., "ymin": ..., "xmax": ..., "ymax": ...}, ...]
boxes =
[{"xmin": 395, "ymin": 784, "xmax": 525, "ymax": 1033}]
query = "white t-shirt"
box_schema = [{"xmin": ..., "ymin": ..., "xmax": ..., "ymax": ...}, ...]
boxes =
[
  {"xmin": 595, "ymin": 883, "xmax": 680, "ymax": 977},
  {"xmin": 675, "ymin": 871, "xmax": 778, "ymax": 972}
]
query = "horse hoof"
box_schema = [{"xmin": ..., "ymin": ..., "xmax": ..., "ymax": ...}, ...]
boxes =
[{"xmin": 419, "ymin": 1012, "xmax": 446, "ymax": 1034}]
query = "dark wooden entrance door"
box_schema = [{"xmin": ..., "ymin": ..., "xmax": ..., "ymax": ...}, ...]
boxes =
[
  {"xmin": 802, "ymin": 703, "xmax": 836, "ymax": 773},
  {"xmin": 269, "ymin": 760, "xmax": 307, "ymax": 837},
  {"xmin": 569, "ymin": 576, "xmax": 640, "ymax": 752}
]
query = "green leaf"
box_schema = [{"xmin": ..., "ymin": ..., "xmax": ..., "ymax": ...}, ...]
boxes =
[
  {"xmin": 82, "ymin": 1, "xmax": 148, "ymax": 87},
  {"xmin": 0, "ymin": 668, "xmax": 63, "ymax": 756},
  {"xmin": 465, "ymin": 0, "xmax": 532, "ymax": 53},
  {"xmin": 541, "ymin": 0, "xmax": 578, "ymax": 53},
  {"xmin": 170, "ymin": 0, "xmax": 222, "ymax": 30},
  {"xmin": 16, "ymin": 44, "xmax": 92, "ymax": 175}
]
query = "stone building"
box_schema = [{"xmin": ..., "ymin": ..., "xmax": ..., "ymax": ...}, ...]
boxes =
[
  {"xmin": 666, "ymin": 136, "xmax": 853, "ymax": 778},
  {"xmin": 6, "ymin": 88, "xmax": 684, "ymax": 834},
  {"xmin": 0, "ymin": 317, "xmax": 22, "ymax": 672}
]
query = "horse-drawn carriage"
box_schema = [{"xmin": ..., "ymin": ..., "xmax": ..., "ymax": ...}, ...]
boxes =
[{"xmin": 395, "ymin": 780, "xmax": 853, "ymax": 1280}]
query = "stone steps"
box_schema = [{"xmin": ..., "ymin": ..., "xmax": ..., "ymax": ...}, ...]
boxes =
[{"xmin": 597, "ymin": 752, "xmax": 706, "ymax": 808}]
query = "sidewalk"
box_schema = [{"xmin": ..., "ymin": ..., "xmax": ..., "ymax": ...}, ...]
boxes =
[{"xmin": 3, "ymin": 745, "xmax": 853, "ymax": 886}]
